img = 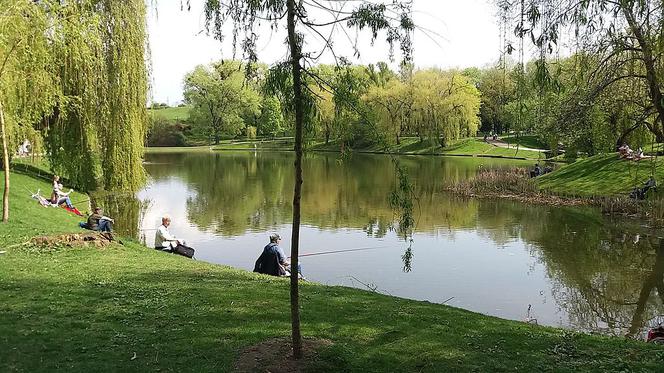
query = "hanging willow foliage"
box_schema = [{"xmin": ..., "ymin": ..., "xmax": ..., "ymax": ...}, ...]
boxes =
[
  {"xmin": 0, "ymin": 0, "xmax": 57, "ymax": 165},
  {"xmin": 45, "ymin": 0, "xmax": 148, "ymax": 192}
]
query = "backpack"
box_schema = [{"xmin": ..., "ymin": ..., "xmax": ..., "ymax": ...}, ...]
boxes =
[{"xmin": 172, "ymin": 243, "xmax": 195, "ymax": 259}]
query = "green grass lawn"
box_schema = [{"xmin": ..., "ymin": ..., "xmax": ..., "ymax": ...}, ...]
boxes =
[
  {"xmin": 1, "ymin": 171, "xmax": 663, "ymax": 372},
  {"xmin": 145, "ymin": 145, "xmax": 215, "ymax": 154},
  {"xmin": 148, "ymin": 106, "xmax": 190, "ymax": 122},
  {"xmin": 214, "ymin": 138, "xmax": 296, "ymax": 151},
  {"xmin": 441, "ymin": 138, "xmax": 545, "ymax": 159},
  {"xmin": 3, "ymin": 241, "xmax": 664, "ymax": 372},
  {"xmin": 0, "ymin": 172, "xmax": 88, "ymax": 247},
  {"xmin": 537, "ymin": 153, "xmax": 664, "ymax": 196},
  {"xmin": 501, "ymin": 135, "xmax": 548, "ymax": 150}
]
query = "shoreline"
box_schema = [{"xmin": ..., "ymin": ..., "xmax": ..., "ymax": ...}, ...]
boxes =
[{"xmin": 147, "ymin": 145, "xmax": 551, "ymax": 161}]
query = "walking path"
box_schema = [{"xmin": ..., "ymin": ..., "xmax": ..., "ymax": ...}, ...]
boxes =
[{"xmin": 485, "ymin": 138, "xmax": 548, "ymax": 152}]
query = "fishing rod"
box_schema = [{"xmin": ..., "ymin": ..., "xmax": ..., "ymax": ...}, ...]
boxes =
[{"xmin": 292, "ymin": 245, "xmax": 390, "ymax": 258}]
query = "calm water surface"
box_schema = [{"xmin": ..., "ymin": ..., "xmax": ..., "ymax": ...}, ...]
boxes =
[{"xmin": 120, "ymin": 150, "xmax": 664, "ymax": 337}]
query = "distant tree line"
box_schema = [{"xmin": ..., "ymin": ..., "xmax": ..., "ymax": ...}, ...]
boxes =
[
  {"xmin": 174, "ymin": 60, "xmax": 481, "ymax": 148},
  {"xmin": 169, "ymin": 52, "xmax": 659, "ymax": 158}
]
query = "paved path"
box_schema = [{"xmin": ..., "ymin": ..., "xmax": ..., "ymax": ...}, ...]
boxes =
[{"xmin": 484, "ymin": 138, "xmax": 548, "ymax": 152}]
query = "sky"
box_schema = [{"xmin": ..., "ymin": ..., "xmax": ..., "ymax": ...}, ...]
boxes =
[{"xmin": 147, "ymin": 0, "xmax": 502, "ymax": 105}]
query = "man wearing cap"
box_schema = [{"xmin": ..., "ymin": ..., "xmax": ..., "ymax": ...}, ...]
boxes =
[{"xmin": 254, "ymin": 234, "xmax": 303, "ymax": 278}]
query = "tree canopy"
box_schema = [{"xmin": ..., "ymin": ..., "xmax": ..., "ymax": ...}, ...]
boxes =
[{"xmin": 1, "ymin": 0, "xmax": 149, "ymax": 194}]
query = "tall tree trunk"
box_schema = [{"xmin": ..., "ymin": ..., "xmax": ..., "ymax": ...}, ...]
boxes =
[
  {"xmin": 286, "ymin": 0, "xmax": 303, "ymax": 359},
  {"xmin": 0, "ymin": 99, "xmax": 9, "ymax": 222},
  {"xmin": 627, "ymin": 239, "xmax": 664, "ymax": 338},
  {"xmin": 623, "ymin": 7, "xmax": 664, "ymax": 141}
]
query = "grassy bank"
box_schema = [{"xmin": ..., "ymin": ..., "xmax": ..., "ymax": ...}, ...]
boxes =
[
  {"xmin": 501, "ymin": 135, "xmax": 548, "ymax": 150},
  {"xmin": 538, "ymin": 153, "xmax": 664, "ymax": 197},
  {"xmin": 210, "ymin": 137, "xmax": 546, "ymax": 159},
  {"xmin": 0, "ymin": 172, "xmax": 87, "ymax": 247},
  {"xmin": 2, "ymin": 171, "xmax": 664, "ymax": 372},
  {"xmin": 148, "ymin": 106, "xmax": 190, "ymax": 122},
  {"xmin": 4, "ymin": 242, "xmax": 664, "ymax": 372}
]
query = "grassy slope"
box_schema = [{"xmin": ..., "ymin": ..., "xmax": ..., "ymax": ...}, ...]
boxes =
[
  {"xmin": 213, "ymin": 137, "xmax": 545, "ymax": 159},
  {"xmin": 501, "ymin": 135, "xmax": 548, "ymax": 150},
  {"xmin": 1, "ymin": 171, "xmax": 663, "ymax": 372},
  {"xmin": 2, "ymin": 244, "xmax": 663, "ymax": 372},
  {"xmin": 149, "ymin": 106, "xmax": 190, "ymax": 122},
  {"xmin": 442, "ymin": 138, "xmax": 545, "ymax": 159},
  {"xmin": 0, "ymin": 172, "xmax": 87, "ymax": 247},
  {"xmin": 538, "ymin": 153, "xmax": 664, "ymax": 196}
]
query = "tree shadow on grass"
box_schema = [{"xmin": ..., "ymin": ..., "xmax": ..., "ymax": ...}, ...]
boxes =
[{"xmin": 2, "ymin": 254, "xmax": 663, "ymax": 372}]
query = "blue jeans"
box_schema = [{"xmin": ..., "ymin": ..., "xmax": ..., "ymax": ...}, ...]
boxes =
[
  {"xmin": 285, "ymin": 263, "xmax": 303, "ymax": 277},
  {"xmin": 57, "ymin": 196, "xmax": 73, "ymax": 208},
  {"xmin": 98, "ymin": 220, "xmax": 112, "ymax": 232},
  {"xmin": 79, "ymin": 220, "xmax": 112, "ymax": 232}
]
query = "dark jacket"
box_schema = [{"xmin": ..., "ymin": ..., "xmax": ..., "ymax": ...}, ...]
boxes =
[
  {"xmin": 254, "ymin": 245, "xmax": 286, "ymax": 276},
  {"xmin": 87, "ymin": 213, "xmax": 103, "ymax": 230}
]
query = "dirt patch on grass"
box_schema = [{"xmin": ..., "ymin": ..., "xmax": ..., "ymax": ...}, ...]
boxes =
[
  {"xmin": 30, "ymin": 232, "xmax": 117, "ymax": 248},
  {"xmin": 234, "ymin": 337, "xmax": 332, "ymax": 373}
]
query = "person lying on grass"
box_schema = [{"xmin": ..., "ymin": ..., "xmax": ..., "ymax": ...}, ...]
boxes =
[{"xmin": 79, "ymin": 207, "xmax": 114, "ymax": 232}]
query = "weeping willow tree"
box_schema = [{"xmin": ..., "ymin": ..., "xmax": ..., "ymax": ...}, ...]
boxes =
[
  {"xmin": 1, "ymin": 0, "xmax": 148, "ymax": 221},
  {"xmin": 0, "ymin": 1, "xmax": 59, "ymax": 222},
  {"xmin": 46, "ymin": 0, "xmax": 149, "ymax": 192}
]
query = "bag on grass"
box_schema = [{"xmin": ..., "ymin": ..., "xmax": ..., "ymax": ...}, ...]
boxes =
[{"xmin": 172, "ymin": 243, "xmax": 195, "ymax": 259}]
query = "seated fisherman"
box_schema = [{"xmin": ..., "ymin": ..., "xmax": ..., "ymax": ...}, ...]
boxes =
[
  {"xmin": 530, "ymin": 163, "xmax": 542, "ymax": 178},
  {"xmin": 154, "ymin": 215, "xmax": 195, "ymax": 258},
  {"xmin": 253, "ymin": 234, "xmax": 303, "ymax": 278},
  {"xmin": 630, "ymin": 176, "xmax": 657, "ymax": 200},
  {"xmin": 155, "ymin": 215, "xmax": 181, "ymax": 251},
  {"xmin": 79, "ymin": 207, "xmax": 114, "ymax": 232}
]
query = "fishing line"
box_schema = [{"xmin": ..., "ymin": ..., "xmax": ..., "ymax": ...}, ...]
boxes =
[{"xmin": 294, "ymin": 245, "xmax": 391, "ymax": 258}]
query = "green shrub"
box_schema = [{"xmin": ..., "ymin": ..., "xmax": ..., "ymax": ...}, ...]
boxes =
[{"xmin": 146, "ymin": 119, "xmax": 187, "ymax": 147}]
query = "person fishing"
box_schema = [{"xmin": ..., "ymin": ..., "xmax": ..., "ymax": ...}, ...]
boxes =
[
  {"xmin": 154, "ymin": 215, "xmax": 195, "ymax": 258},
  {"xmin": 79, "ymin": 207, "xmax": 114, "ymax": 232},
  {"xmin": 253, "ymin": 233, "xmax": 303, "ymax": 278}
]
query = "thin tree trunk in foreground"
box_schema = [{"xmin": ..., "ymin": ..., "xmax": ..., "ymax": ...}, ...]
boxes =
[
  {"xmin": 0, "ymin": 99, "xmax": 10, "ymax": 222},
  {"xmin": 286, "ymin": 0, "xmax": 303, "ymax": 359}
]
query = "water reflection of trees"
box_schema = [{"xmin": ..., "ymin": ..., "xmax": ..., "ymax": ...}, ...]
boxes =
[
  {"xmin": 481, "ymin": 204, "xmax": 664, "ymax": 337},
  {"xmin": 144, "ymin": 152, "xmax": 503, "ymax": 236},
  {"xmin": 90, "ymin": 191, "xmax": 149, "ymax": 239},
  {"xmin": 144, "ymin": 151, "xmax": 664, "ymax": 335}
]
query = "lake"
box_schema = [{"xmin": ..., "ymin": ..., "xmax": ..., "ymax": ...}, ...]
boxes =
[{"xmin": 119, "ymin": 149, "xmax": 664, "ymax": 338}]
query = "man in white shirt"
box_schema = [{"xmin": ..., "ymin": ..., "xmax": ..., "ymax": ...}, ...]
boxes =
[{"xmin": 154, "ymin": 216, "xmax": 181, "ymax": 251}]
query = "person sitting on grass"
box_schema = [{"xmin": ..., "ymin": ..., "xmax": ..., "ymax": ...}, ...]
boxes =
[
  {"xmin": 635, "ymin": 147, "xmax": 645, "ymax": 160},
  {"xmin": 51, "ymin": 175, "xmax": 75, "ymax": 208},
  {"xmin": 79, "ymin": 207, "xmax": 114, "ymax": 232},
  {"xmin": 530, "ymin": 163, "xmax": 542, "ymax": 178},
  {"xmin": 253, "ymin": 233, "xmax": 303, "ymax": 278},
  {"xmin": 618, "ymin": 143, "xmax": 635, "ymax": 159},
  {"xmin": 154, "ymin": 215, "xmax": 195, "ymax": 258},
  {"xmin": 155, "ymin": 215, "xmax": 180, "ymax": 251}
]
